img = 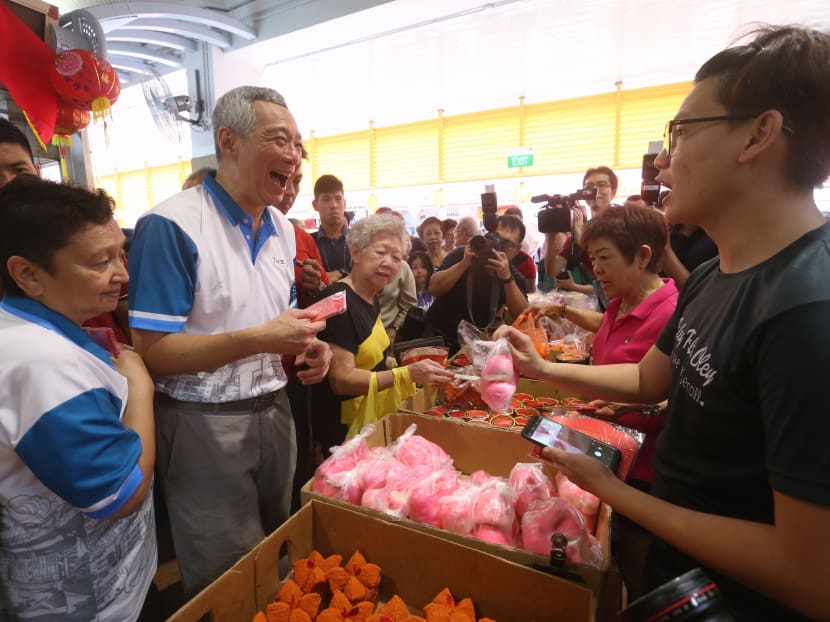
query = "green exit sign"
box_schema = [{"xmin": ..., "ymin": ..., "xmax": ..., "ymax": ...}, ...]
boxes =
[{"xmin": 507, "ymin": 148, "xmax": 534, "ymax": 168}]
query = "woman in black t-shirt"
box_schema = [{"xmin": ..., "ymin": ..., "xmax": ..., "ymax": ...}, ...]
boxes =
[{"xmin": 311, "ymin": 214, "xmax": 453, "ymax": 456}]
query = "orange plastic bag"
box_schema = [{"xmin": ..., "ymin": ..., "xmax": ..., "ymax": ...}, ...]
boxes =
[{"xmin": 512, "ymin": 311, "xmax": 550, "ymax": 359}]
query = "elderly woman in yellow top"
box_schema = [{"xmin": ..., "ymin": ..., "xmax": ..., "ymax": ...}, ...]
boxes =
[{"xmin": 311, "ymin": 213, "xmax": 454, "ymax": 455}]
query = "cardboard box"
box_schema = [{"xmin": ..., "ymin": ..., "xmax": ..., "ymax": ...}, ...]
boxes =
[
  {"xmin": 170, "ymin": 500, "xmax": 595, "ymax": 622},
  {"xmin": 302, "ymin": 413, "xmax": 611, "ymax": 599}
]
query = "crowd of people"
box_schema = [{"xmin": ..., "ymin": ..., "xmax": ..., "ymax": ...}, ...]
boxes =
[{"xmin": 0, "ymin": 23, "xmax": 828, "ymax": 622}]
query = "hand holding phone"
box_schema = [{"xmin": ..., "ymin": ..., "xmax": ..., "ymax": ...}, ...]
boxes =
[{"xmin": 521, "ymin": 414, "xmax": 621, "ymax": 472}]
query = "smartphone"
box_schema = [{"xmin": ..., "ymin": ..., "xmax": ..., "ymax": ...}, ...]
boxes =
[
  {"xmin": 555, "ymin": 269, "xmax": 571, "ymax": 281},
  {"xmin": 521, "ymin": 414, "xmax": 621, "ymax": 472}
]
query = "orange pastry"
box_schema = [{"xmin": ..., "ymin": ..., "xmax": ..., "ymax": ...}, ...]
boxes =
[
  {"xmin": 366, "ymin": 595, "xmax": 426, "ymax": 622},
  {"xmin": 294, "ymin": 550, "xmax": 343, "ymax": 594},
  {"xmin": 423, "ymin": 589, "xmax": 476, "ymax": 622},
  {"xmin": 326, "ymin": 551, "xmax": 381, "ymax": 604},
  {"xmin": 317, "ymin": 589, "xmax": 375, "ymax": 622}
]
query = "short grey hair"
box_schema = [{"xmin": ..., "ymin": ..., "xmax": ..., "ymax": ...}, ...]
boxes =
[
  {"xmin": 456, "ymin": 216, "xmax": 479, "ymax": 236},
  {"xmin": 212, "ymin": 86, "xmax": 287, "ymax": 159},
  {"xmin": 347, "ymin": 214, "xmax": 410, "ymax": 255}
]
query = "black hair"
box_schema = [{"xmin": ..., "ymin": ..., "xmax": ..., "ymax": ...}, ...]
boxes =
[
  {"xmin": 695, "ymin": 24, "xmax": 830, "ymax": 188},
  {"xmin": 0, "ymin": 118, "xmax": 35, "ymax": 164},
  {"xmin": 496, "ymin": 214, "xmax": 526, "ymax": 243},
  {"xmin": 0, "ymin": 177, "xmax": 115, "ymax": 296},
  {"xmin": 313, "ymin": 173, "xmax": 344, "ymax": 199},
  {"xmin": 583, "ymin": 166, "xmax": 619, "ymax": 193}
]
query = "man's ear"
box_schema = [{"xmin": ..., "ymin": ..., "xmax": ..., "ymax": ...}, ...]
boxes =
[
  {"xmin": 738, "ymin": 110, "xmax": 786, "ymax": 164},
  {"xmin": 312, "ymin": 198, "xmax": 319, "ymax": 212},
  {"xmin": 215, "ymin": 127, "xmax": 238, "ymax": 160},
  {"xmin": 6, "ymin": 256, "xmax": 45, "ymax": 297}
]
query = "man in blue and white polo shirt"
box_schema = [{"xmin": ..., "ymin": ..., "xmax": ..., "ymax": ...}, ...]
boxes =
[
  {"xmin": 128, "ymin": 86, "xmax": 332, "ymax": 595},
  {"xmin": 0, "ymin": 177, "xmax": 157, "ymax": 621}
]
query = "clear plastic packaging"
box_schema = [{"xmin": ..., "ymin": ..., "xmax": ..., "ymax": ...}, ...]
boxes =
[{"xmin": 478, "ymin": 338, "xmax": 518, "ymax": 413}]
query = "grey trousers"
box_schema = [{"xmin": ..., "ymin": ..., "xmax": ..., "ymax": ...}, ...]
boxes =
[{"xmin": 154, "ymin": 390, "xmax": 296, "ymax": 597}]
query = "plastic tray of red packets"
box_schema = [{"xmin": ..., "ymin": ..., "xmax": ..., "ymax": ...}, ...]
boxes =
[
  {"xmin": 306, "ymin": 290, "xmax": 348, "ymax": 321},
  {"xmin": 533, "ymin": 412, "xmax": 644, "ymax": 481}
]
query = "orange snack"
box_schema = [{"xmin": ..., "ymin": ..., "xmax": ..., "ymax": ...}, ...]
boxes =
[
  {"xmin": 317, "ymin": 589, "xmax": 375, "ymax": 622},
  {"xmin": 326, "ymin": 551, "xmax": 381, "ymax": 604},
  {"xmin": 254, "ymin": 613, "xmax": 268, "ymax": 622},
  {"xmin": 271, "ymin": 579, "xmax": 322, "ymax": 620},
  {"xmin": 423, "ymin": 589, "xmax": 476, "ymax": 622},
  {"xmin": 294, "ymin": 550, "xmax": 343, "ymax": 594},
  {"xmin": 266, "ymin": 601, "xmax": 313, "ymax": 622},
  {"xmin": 366, "ymin": 595, "xmax": 427, "ymax": 622}
]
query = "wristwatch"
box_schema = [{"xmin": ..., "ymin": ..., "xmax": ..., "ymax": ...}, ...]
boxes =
[
  {"xmin": 500, "ymin": 275, "xmax": 514, "ymax": 284},
  {"xmin": 641, "ymin": 403, "xmax": 664, "ymax": 417}
]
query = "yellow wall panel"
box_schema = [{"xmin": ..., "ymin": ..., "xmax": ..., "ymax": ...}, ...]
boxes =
[
  {"xmin": 314, "ymin": 131, "xmax": 371, "ymax": 190},
  {"xmin": 618, "ymin": 83, "xmax": 692, "ymax": 168},
  {"xmin": 523, "ymin": 93, "xmax": 618, "ymax": 175},
  {"xmin": 442, "ymin": 106, "xmax": 520, "ymax": 182},
  {"xmin": 374, "ymin": 120, "xmax": 439, "ymax": 187}
]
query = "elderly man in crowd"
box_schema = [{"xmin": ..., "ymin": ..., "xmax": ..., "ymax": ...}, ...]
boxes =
[{"xmin": 128, "ymin": 86, "xmax": 332, "ymax": 595}]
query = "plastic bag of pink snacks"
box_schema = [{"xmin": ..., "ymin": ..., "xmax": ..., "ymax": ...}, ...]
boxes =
[
  {"xmin": 310, "ymin": 425, "xmax": 375, "ymax": 503},
  {"xmin": 521, "ymin": 497, "xmax": 603, "ymax": 567},
  {"xmin": 509, "ymin": 462, "xmax": 555, "ymax": 518},
  {"xmin": 390, "ymin": 424, "xmax": 453, "ymax": 471},
  {"xmin": 471, "ymin": 475, "xmax": 519, "ymax": 547},
  {"xmin": 407, "ymin": 467, "xmax": 461, "ymax": 526},
  {"xmin": 555, "ymin": 471, "xmax": 600, "ymax": 533},
  {"xmin": 478, "ymin": 338, "xmax": 518, "ymax": 413}
]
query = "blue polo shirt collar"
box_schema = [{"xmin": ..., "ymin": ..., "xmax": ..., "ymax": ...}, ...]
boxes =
[
  {"xmin": 203, "ymin": 172, "xmax": 278, "ymax": 263},
  {"xmin": 0, "ymin": 296, "xmax": 113, "ymax": 366}
]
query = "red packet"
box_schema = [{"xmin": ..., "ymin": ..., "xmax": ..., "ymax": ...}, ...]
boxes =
[
  {"xmin": 305, "ymin": 290, "xmax": 347, "ymax": 321},
  {"xmin": 83, "ymin": 326, "xmax": 120, "ymax": 356}
]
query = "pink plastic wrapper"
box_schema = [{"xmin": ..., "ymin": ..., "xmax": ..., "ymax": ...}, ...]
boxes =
[
  {"xmin": 555, "ymin": 471, "xmax": 600, "ymax": 533},
  {"xmin": 470, "ymin": 475, "xmax": 520, "ymax": 547},
  {"xmin": 390, "ymin": 424, "xmax": 453, "ymax": 471},
  {"xmin": 479, "ymin": 338, "xmax": 518, "ymax": 413},
  {"xmin": 361, "ymin": 487, "xmax": 410, "ymax": 518},
  {"xmin": 407, "ymin": 467, "xmax": 461, "ymax": 527},
  {"xmin": 521, "ymin": 497, "xmax": 603, "ymax": 568},
  {"xmin": 439, "ymin": 480, "xmax": 479, "ymax": 535},
  {"xmin": 509, "ymin": 462, "xmax": 555, "ymax": 518},
  {"xmin": 310, "ymin": 425, "xmax": 374, "ymax": 503}
]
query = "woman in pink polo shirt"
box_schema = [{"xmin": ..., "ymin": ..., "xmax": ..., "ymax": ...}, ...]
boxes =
[
  {"xmin": 535, "ymin": 204, "xmax": 677, "ymax": 599},
  {"xmin": 538, "ymin": 204, "xmax": 678, "ymax": 488}
]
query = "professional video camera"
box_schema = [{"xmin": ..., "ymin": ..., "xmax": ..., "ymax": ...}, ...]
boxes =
[
  {"xmin": 468, "ymin": 231, "xmax": 503, "ymax": 269},
  {"xmin": 481, "ymin": 184, "xmax": 498, "ymax": 233},
  {"xmin": 640, "ymin": 153, "xmax": 660, "ymax": 206},
  {"xmin": 533, "ymin": 187, "xmax": 597, "ymax": 234}
]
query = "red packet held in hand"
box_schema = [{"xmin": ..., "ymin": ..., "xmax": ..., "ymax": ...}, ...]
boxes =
[
  {"xmin": 305, "ymin": 290, "xmax": 347, "ymax": 321},
  {"xmin": 83, "ymin": 327, "xmax": 120, "ymax": 356}
]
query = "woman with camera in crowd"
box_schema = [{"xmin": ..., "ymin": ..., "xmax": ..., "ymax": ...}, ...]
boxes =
[{"xmin": 311, "ymin": 214, "xmax": 453, "ymax": 455}]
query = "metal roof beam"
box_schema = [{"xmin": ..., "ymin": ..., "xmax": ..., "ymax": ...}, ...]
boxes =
[
  {"xmin": 109, "ymin": 58, "xmax": 158, "ymax": 76},
  {"xmin": 86, "ymin": 2, "xmax": 256, "ymax": 39},
  {"xmin": 122, "ymin": 18, "xmax": 232, "ymax": 49},
  {"xmin": 107, "ymin": 29, "xmax": 198, "ymax": 53},
  {"xmin": 108, "ymin": 43, "xmax": 184, "ymax": 68}
]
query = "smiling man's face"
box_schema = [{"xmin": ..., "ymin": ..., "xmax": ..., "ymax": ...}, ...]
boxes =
[{"xmin": 233, "ymin": 100, "xmax": 302, "ymax": 210}]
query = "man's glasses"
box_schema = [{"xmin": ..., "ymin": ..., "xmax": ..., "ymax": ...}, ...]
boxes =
[
  {"xmin": 663, "ymin": 113, "xmax": 795, "ymax": 156},
  {"xmin": 499, "ymin": 238, "xmax": 519, "ymax": 252},
  {"xmin": 584, "ymin": 180, "xmax": 611, "ymax": 191}
]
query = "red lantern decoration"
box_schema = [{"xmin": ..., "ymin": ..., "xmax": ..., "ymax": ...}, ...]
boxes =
[
  {"xmin": 53, "ymin": 100, "xmax": 91, "ymax": 147},
  {"xmin": 50, "ymin": 49, "xmax": 121, "ymax": 121},
  {"xmin": 52, "ymin": 100, "xmax": 91, "ymax": 179}
]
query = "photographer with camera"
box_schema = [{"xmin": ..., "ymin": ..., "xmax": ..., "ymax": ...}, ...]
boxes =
[
  {"xmin": 541, "ymin": 166, "xmax": 620, "ymax": 303},
  {"xmin": 427, "ymin": 214, "xmax": 529, "ymax": 354}
]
